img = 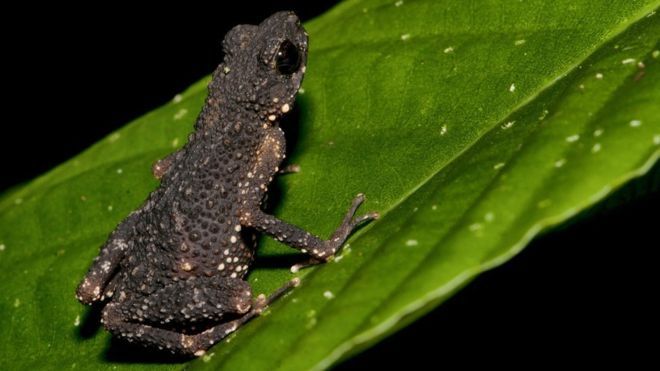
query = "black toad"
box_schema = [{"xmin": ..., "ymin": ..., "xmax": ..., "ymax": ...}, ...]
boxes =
[{"xmin": 76, "ymin": 11, "xmax": 378, "ymax": 356}]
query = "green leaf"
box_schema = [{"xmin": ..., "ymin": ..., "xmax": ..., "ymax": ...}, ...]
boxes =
[{"xmin": 1, "ymin": 0, "xmax": 658, "ymax": 370}]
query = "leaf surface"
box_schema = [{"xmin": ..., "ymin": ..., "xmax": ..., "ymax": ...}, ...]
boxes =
[{"xmin": 1, "ymin": 1, "xmax": 658, "ymax": 370}]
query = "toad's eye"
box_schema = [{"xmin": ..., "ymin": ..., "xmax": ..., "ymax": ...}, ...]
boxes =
[{"xmin": 275, "ymin": 40, "xmax": 301, "ymax": 75}]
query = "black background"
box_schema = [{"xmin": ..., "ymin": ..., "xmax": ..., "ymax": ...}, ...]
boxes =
[{"xmin": 3, "ymin": 2, "xmax": 657, "ymax": 368}]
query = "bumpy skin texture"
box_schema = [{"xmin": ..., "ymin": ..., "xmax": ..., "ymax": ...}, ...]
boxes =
[{"xmin": 76, "ymin": 11, "xmax": 378, "ymax": 357}]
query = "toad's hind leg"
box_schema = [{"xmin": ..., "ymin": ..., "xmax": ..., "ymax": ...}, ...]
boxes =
[
  {"xmin": 76, "ymin": 211, "xmax": 140, "ymax": 304},
  {"xmin": 102, "ymin": 278, "xmax": 299, "ymax": 356}
]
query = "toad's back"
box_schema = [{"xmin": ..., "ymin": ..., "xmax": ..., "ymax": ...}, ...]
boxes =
[{"xmin": 122, "ymin": 125, "xmax": 266, "ymax": 291}]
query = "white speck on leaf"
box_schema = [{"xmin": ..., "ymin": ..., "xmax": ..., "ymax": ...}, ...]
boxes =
[
  {"xmin": 494, "ymin": 162, "xmax": 506, "ymax": 170},
  {"xmin": 14, "ymin": 198, "xmax": 23, "ymax": 205},
  {"xmin": 622, "ymin": 58, "xmax": 636, "ymax": 64},
  {"xmin": 0, "ymin": 243, "xmax": 5, "ymax": 251},
  {"xmin": 440, "ymin": 125, "xmax": 448, "ymax": 135},
  {"xmin": 594, "ymin": 129, "xmax": 604, "ymax": 137},
  {"xmin": 116, "ymin": 168, "xmax": 123, "ymax": 174},
  {"xmin": 395, "ymin": 0, "xmax": 404, "ymax": 6},
  {"xmin": 174, "ymin": 108, "xmax": 188, "ymax": 120},
  {"xmin": 484, "ymin": 212, "xmax": 495, "ymax": 222},
  {"xmin": 13, "ymin": 298, "xmax": 20, "ymax": 308},
  {"xmin": 469, "ymin": 223, "xmax": 483, "ymax": 232},
  {"xmin": 514, "ymin": 39, "xmax": 526, "ymax": 46},
  {"xmin": 501, "ymin": 121, "xmax": 515, "ymax": 130},
  {"xmin": 591, "ymin": 143, "xmax": 602, "ymax": 153},
  {"xmin": 653, "ymin": 50, "xmax": 659, "ymax": 58},
  {"xmin": 595, "ymin": 73, "xmax": 603, "ymax": 79},
  {"xmin": 405, "ymin": 239, "xmax": 418, "ymax": 247},
  {"xmin": 629, "ymin": 120, "xmax": 642, "ymax": 127},
  {"xmin": 443, "ymin": 46, "xmax": 454, "ymax": 54},
  {"xmin": 323, "ymin": 291, "xmax": 335, "ymax": 300},
  {"xmin": 431, "ymin": 205, "xmax": 437, "ymax": 210},
  {"xmin": 107, "ymin": 205, "xmax": 113, "ymax": 212},
  {"xmin": 566, "ymin": 135, "xmax": 580, "ymax": 143},
  {"xmin": 108, "ymin": 133, "xmax": 121, "ymax": 142},
  {"xmin": 171, "ymin": 138, "xmax": 180, "ymax": 148},
  {"xmin": 653, "ymin": 135, "xmax": 660, "ymax": 145},
  {"xmin": 555, "ymin": 159, "xmax": 566, "ymax": 168},
  {"xmin": 400, "ymin": 33, "xmax": 411, "ymax": 41},
  {"xmin": 202, "ymin": 353, "xmax": 215, "ymax": 363},
  {"xmin": 74, "ymin": 315, "xmax": 81, "ymax": 327},
  {"xmin": 509, "ymin": 83, "xmax": 516, "ymax": 92},
  {"xmin": 172, "ymin": 94, "xmax": 183, "ymax": 103}
]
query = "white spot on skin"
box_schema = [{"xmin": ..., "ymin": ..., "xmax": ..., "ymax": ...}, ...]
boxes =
[
  {"xmin": 595, "ymin": 73, "xmax": 603, "ymax": 79},
  {"xmin": 566, "ymin": 134, "xmax": 580, "ymax": 143},
  {"xmin": 116, "ymin": 168, "xmax": 123, "ymax": 174},
  {"xmin": 629, "ymin": 120, "xmax": 642, "ymax": 127},
  {"xmin": 622, "ymin": 58, "xmax": 636, "ymax": 64},
  {"xmin": 173, "ymin": 108, "xmax": 188, "ymax": 120},
  {"xmin": 591, "ymin": 143, "xmax": 602, "ymax": 153},
  {"xmin": 443, "ymin": 46, "xmax": 454, "ymax": 54},
  {"xmin": 405, "ymin": 239, "xmax": 418, "ymax": 247},
  {"xmin": 223, "ymin": 66, "xmax": 231, "ymax": 74},
  {"xmin": 281, "ymin": 103, "xmax": 290, "ymax": 113},
  {"xmin": 400, "ymin": 33, "xmax": 411, "ymax": 41},
  {"xmin": 74, "ymin": 315, "xmax": 81, "ymax": 327},
  {"xmin": 509, "ymin": 83, "xmax": 516, "ymax": 92},
  {"xmin": 172, "ymin": 94, "xmax": 183, "ymax": 103},
  {"xmin": 323, "ymin": 291, "xmax": 335, "ymax": 300},
  {"xmin": 230, "ymin": 236, "xmax": 237, "ymax": 243},
  {"xmin": 501, "ymin": 121, "xmax": 515, "ymax": 130},
  {"xmin": 493, "ymin": 162, "xmax": 506, "ymax": 170},
  {"xmin": 268, "ymin": 114, "xmax": 277, "ymax": 121},
  {"xmin": 440, "ymin": 125, "xmax": 448, "ymax": 135},
  {"xmin": 514, "ymin": 39, "xmax": 526, "ymax": 46},
  {"xmin": 234, "ymin": 225, "xmax": 241, "ymax": 232},
  {"xmin": 555, "ymin": 159, "xmax": 566, "ymax": 168},
  {"xmin": 218, "ymin": 263, "xmax": 225, "ymax": 271}
]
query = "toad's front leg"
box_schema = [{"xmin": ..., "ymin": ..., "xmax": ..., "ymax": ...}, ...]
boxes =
[
  {"xmin": 242, "ymin": 194, "xmax": 378, "ymax": 264},
  {"xmin": 240, "ymin": 127, "xmax": 378, "ymax": 265}
]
